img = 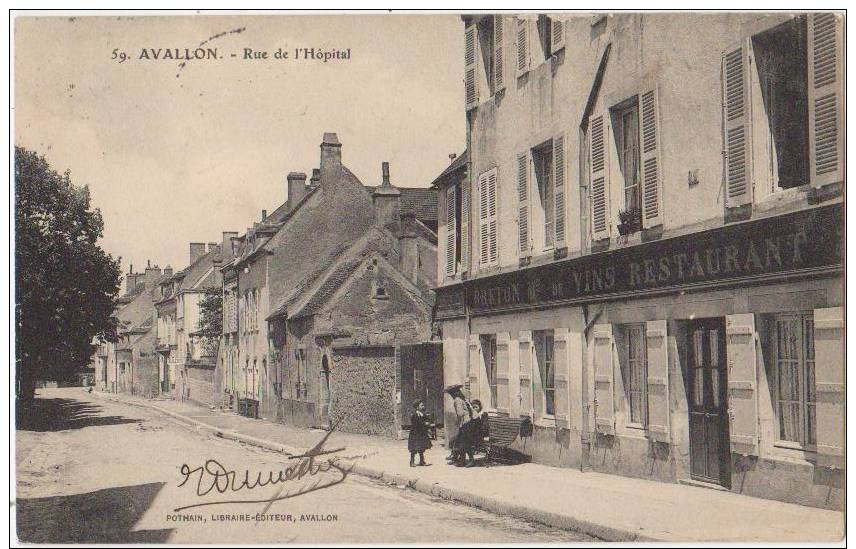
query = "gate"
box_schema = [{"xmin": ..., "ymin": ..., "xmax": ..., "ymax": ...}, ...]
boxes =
[{"xmin": 399, "ymin": 342, "xmax": 444, "ymax": 428}]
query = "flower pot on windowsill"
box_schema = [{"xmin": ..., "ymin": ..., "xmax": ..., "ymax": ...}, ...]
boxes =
[{"xmin": 617, "ymin": 208, "xmax": 642, "ymax": 236}]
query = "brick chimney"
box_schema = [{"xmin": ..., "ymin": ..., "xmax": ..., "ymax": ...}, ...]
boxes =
[
  {"xmin": 221, "ymin": 232, "xmax": 238, "ymax": 257},
  {"xmin": 189, "ymin": 242, "xmax": 206, "ymax": 264},
  {"xmin": 319, "ymin": 132, "xmax": 342, "ymax": 188},
  {"xmin": 398, "ymin": 209, "xmax": 419, "ymax": 284},
  {"xmin": 372, "ymin": 161, "xmax": 401, "ymax": 232},
  {"xmin": 125, "ymin": 263, "xmax": 141, "ymax": 294},
  {"xmin": 207, "ymin": 242, "xmax": 219, "ymax": 254},
  {"xmin": 163, "ymin": 265, "xmax": 173, "ymax": 277},
  {"xmin": 287, "ymin": 172, "xmax": 308, "ymax": 209},
  {"xmin": 310, "ymin": 168, "xmax": 321, "ymax": 188},
  {"xmin": 144, "ymin": 261, "xmax": 162, "ymax": 288}
]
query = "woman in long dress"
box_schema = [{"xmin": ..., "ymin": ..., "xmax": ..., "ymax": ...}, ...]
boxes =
[{"xmin": 408, "ymin": 399, "xmax": 433, "ymax": 466}]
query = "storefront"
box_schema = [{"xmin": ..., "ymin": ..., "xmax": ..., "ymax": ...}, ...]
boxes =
[{"xmin": 435, "ymin": 203, "xmax": 843, "ymax": 509}]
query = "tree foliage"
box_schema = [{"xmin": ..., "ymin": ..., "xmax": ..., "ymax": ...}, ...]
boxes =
[
  {"xmin": 197, "ymin": 286, "xmax": 223, "ymax": 338},
  {"xmin": 15, "ymin": 146, "xmax": 122, "ymax": 399}
]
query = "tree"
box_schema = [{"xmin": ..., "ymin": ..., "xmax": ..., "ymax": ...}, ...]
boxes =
[
  {"xmin": 15, "ymin": 147, "xmax": 122, "ymax": 400},
  {"xmin": 197, "ymin": 286, "xmax": 223, "ymax": 338}
]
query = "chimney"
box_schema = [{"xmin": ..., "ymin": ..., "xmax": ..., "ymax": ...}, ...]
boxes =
[
  {"xmin": 319, "ymin": 132, "xmax": 342, "ymax": 187},
  {"xmin": 221, "ymin": 231, "xmax": 238, "ymax": 256},
  {"xmin": 449, "ymin": 153, "xmax": 457, "ymax": 162},
  {"xmin": 189, "ymin": 242, "xmax": 206, "ymax": 264},
  {"xmin": 398, "ymin": 209, "xmax": 419, "ymax": 284},
  {"xmin": 261, "ymin": 210, "xmax": 267, "ymax": 221},
  {"xmin": 163, "ymin": 265, "xmax": 173, "ymax": 277},
  {"xmin": 372, "ymin": 161, "xmax": 401, "ymax": 232},
  {"xmin": 208, "ymin": 242, "xmax": 219, "ymax": 254},
  {"xmin": 287, "ymin": 172, "xmax": 308, "ymax": 208},
  {"xmin": 310, "ymin": 168, "xmax": 321, "ymax": 187},
  {"xmin": 144, "ymin": 262, "xmax": 162, "ymax": 288}
]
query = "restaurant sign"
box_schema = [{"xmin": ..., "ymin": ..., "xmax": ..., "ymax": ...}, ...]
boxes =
[{"xmin": 435, "ymin": 204, "xmax": 842, "ymax": 318}]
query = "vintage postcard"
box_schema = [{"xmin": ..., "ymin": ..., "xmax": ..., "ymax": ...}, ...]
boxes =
[{"xmin": 12, "ymin": 9, "xmax": 846, "ymax": 545}]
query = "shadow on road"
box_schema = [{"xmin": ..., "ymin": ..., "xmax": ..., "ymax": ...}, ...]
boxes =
[
  {"xmin": 16, "ymin": 481, "xmax": 174, "ymax": 543},
  {"xmin": 16, "ymin": 394, "xmax": 142, "ymax": 432}
]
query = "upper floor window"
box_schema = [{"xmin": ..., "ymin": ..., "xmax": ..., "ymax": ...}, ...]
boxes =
[
  {"xmin": 612, "ymin": 98, "xmax": 642, "ymax": 233},
  {"xmin": 532, "ymin": 141, "xmax": 555, "ymax": 249},
  {"xmin": 518, "ymin": 135, "xmax": 566, "ymax": 256},
  {"xmin": 465, "ymin": 15, "xmax": 506, "ymax": 110},
  {"xmin": 536, "ymin": 15, "xmax": 552, "ymax": 60},
  {"xmin": 477, "ymin": 168, "xmax": 499, "ymax": 267},
  {"xmin": 444, "ymin": 184, "xmax": 463, "ymax": 276}
]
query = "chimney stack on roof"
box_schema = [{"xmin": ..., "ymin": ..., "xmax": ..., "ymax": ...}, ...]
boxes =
[
  {"xmin": 261, "ymin": 210, "xmax": 267, "ymax": 221},
  {"xmin": 189, "ymin": 242, "xmax": 206, "ymax": 265},
  {"xmin": 287, "ymin": 172, "xmax": 308, "ymax": 210},
  {"xmin": 144, "ymin": 262, "xmax": 162, "ymax": 289},
  {"xmin": 163, "ymin": 265, "xmax": 173, "ymax": 277},
  {"xmin": 208, "ymin": 242, "xmax": 219, "ymax": 254},
  {"xmin": 125, "ymin": 263, "xmax": 144, "ymax": 294},
  {"xmin": 372, "ymin": 161, "xmax": 401, "ymax": 232},
  {"xmin": 310, "ymin": 168, "xmax": 321, "ymax": 187},
  {"xmin": 319, "ymin": 132, "xmax": 342, "ymax": 188}
]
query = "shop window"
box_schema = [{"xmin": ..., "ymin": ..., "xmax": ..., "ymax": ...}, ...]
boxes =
[
  {"xmin": 773, "ymin": 312, "xmax": 816, "ymax": 447},
  {"xmin": 618, "ymin": 323, "xmax": 648, "ymax": 426},
  {"xmin": 611, "ymin": 98, "xmax": 642, "ymax": 233},
  {"xmin": 534, "ymin": 330, "xmax": 556, "ymax": 417},
  {"xmin": 532, "ymin": 141, "xmax": 555, "ymax": 249},
  {"xmin": 752, "ymin": 17, "xmax": 809, "ymax": 192},
  {"xmin": 481, "ymin": 334, "xmax": 498, "ymax": 408}
]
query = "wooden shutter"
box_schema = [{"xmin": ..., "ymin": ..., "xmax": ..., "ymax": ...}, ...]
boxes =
[
  {"xmin": 467, "ymin": 334, "xmax": 481, "ymax": 400},
  {"xmin": 722, "ymin": 40, "xmax": 753, "ymax": 208},
  {"xmin": 516, "ymin": 17, "xmax": 529, "ymax": 76},
  {"xmin": 589, "ymin": 113, "xmax": 611, "ymax": 241},
  {"xmin": 517, "ymin": 152, "xmax": 530, "ymax": 256},
  {"xmin": 726, "ymin": 313, "xmax": 759, "ymax": 455},
  {"xmin": 494, "ymin": 15, "xmax": 505, "ymax": 93},
  {"xmin": 496, "ymin": 332, "xmax": 511, "ymax": 411},
  {"xmin": 478, "ymin": 172, "xmax": 489, "ymax": 266},
  {"xmin": 553, "ymin": 134, "xmax": 567, "ymax": 248},
  {"xmin": 808, "ymin": 13, "xmax": 844, "ymax": 189},
  {"xmin": 460, "ymin": 180, "xmax": 470, "ymax": 273},
  {"xmin": 518, "ymin": 331, "xmax": 534, "ymax": 415},
  {"xmin": 639, "ymin": 85, "xmax": 663, "ymax": 228},
  {"xmin": 465, "ymin": 23, "xmax": 478, "ymax": 110},
  {"xmin": 486, "ymin": 168, "xmax": 499, "ymax": 265},
  {"xmin": 593, "ymin": 324, "xmax": 615, "ymax": 434},
  {"xmin": 814, "ymin": 306, "xmax": 844, "ymax": 469},
  {"xmin": 553, "ymin": 327, "xmax": 571, "ymax": 427},
  {"xmin": 445, "ymin": 186, "xmax": 456, "ymax": 276},
  {"xmin": 550, "ymin": 15, "xmax": 565, "ymax": 54},
  {"xmin": 645, "ymin": 320, "xmax": 670, "ymax": 442}
]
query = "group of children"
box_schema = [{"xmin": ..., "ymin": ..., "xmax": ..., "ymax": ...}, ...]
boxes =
[{"xmin": 407, "ymin": 385, "xmax": 489, "ymax": 468}]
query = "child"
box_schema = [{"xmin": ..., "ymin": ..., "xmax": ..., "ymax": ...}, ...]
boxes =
[{"xmin": 408, "ymin": 399, "xmax": 434, "ymax": 467}]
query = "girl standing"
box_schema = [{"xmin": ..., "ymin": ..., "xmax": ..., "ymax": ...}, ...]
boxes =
[{"xmin": 408, "ymin": 399, "xmax": 433, "ymax": 467}]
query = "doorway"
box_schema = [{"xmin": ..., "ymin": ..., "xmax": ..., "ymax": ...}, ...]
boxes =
[
  {"xmin": 319, "ymin": 354, "xmax": 331, "ymax": 428},
  {"xmin": 687, "ymin": 317, "xmax": 730, "ymax": 487}
]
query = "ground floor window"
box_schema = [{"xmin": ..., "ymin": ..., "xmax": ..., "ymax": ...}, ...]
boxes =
[
  {"xmin": 534, "ymin": 330, "xmax": 555, "ymax": 416},
  {"xmin": 480, "ymin": 334, "xmax": 498, "ymax": 408},
  {"xmin": 773, "ymin": 312, "xmax": 816, "ymax": 447}
]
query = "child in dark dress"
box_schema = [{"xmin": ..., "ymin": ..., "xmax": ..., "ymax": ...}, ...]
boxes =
[{"xmin": 408, "ymin": 400, "xmax": 434, "ymax": 467}]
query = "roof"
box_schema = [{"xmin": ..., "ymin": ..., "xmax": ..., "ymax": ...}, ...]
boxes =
[
  {"xmin": 360, "ymin": 185, "xmax": 438, "ymax": 223},
  {"xmin": 115, "ymin": 274, "xmax": 167, "ymax": 335},
  {"xmin": 288, "ymin": 258, "xmax": 364, "ymax": 320},
  {"xmin": 429, "ymin": 150, "xmax": 468, "ymax": 188}
]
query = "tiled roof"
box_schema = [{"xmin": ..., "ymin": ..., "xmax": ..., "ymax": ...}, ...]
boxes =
[
  {"xmin": 289, "ymin": 258, "xmax": 364, "ymax": 320},
  {"xmin": 429, "ymin": 150, "xmax": 468, "ymax": 188},
  {"xmin": 400, "ymin": 188, "xmax": 438, "ymax": 221}
]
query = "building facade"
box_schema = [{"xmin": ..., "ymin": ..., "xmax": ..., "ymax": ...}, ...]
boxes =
[{"xmin": 434, "ymin": 12, "xmax": 843, "ymax": 509}]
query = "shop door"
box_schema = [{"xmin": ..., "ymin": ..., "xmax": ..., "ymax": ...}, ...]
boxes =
[{"xmin": 687, "ymin": 318, "xmax": 730, "ymax": 487}]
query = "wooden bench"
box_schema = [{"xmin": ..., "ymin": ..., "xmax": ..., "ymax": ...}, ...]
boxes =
[{"xmin": 475, "ymin": 414, "xmax": 528, "ymax": 462}]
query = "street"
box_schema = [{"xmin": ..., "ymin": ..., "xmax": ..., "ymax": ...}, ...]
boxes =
[{"xmin": 15, "ymin": 388, "xmax": 593, "ymax": 544}]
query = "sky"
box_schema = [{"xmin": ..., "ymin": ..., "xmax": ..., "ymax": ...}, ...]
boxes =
[{"xmin": 14, "ymin": 14, "xmax": 465, "ymax": 276}]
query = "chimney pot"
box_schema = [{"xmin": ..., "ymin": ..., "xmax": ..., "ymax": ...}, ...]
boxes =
[
  {"xmin": 449, "ymin": 153, "xmax": 457, "ymax": 162},
  {"xmin": 261, "ymin": 210, "xmax": 267, "ymax": 221},
  {"xmin": 382, "ymin": 162, "xmax": 390, "ymax": 185}
]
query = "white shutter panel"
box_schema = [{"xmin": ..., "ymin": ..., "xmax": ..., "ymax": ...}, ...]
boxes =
[
  {"xmin": 494, "ymin": 15, "xmax": 505, "ymax": 93},
  {"xmin": 496, "ymin": 332, "xmax": 511, "ymax": 410},
  {"xmin": 814, "ymin": 307, "xmax": 844, "ymax": 469},
  {"xmin": 487, "ymin": 168, "xmax": 499, "ymax": 265},
  {"xmin": 553, "ymin": 133, "xmax": 567, "ymax": 248},
  {"xmin": 518, "ymin": 331, "xmax": 533, "ymax": 415},
  {"xmin": 550, "ymin": 16, "xmax": 565, "ymax": 55},
  {"xmin": 726, "ymin": 313, "xmax": 759, "ymax": 456},
  {"xmin": 478, "ymin": 173, "xmax": 489, "ymax": 266},
  {"xmin": 445, "ymin": 186, "xmax": 456, "ymax": 276},
  {"xmin": 639, "ymin": 85, "xmax": 664, "ymax": 228},
  {"xmin": 722, "ymin": 40, "xmax": 753, "ymax": 208},
  {"xmin": 517, "ymin": 152, "xmax": 530, "ymax": 256},
  {"xmin": 460, "ymin": 180, "xmax": 470, "ymax": 274},
  {"xmin": 808, "ymin": 13, "xmax": 844, "ymax": 189},
  {"xmin": 593, "ymin": 324, "xmax": 615, "ymax": 434},
  {"xmin": 645, "ymin": 320, "xmax": 670, "ymax": 442},
  {"xmin": 467, "ymin": 334, "xmax": 481, "ymax": 400},
  {"xmin": 516, "ymin": 17, "xmax": 530, "ymax": 76},
  {"xmin": 589, "ymin": 113, "xmax": 611, "ymax": 241},
  {"xmin": 465, "ymin": 24, "xmax": 479, "ymax": 110},
  {"xmin": 553, "ymin": 327, "xmax": 571, "ymax": 428}
]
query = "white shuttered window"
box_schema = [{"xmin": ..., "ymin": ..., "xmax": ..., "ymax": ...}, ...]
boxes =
[{"xmin": 478, "ymin": 168, "xmax": 499, "ymax": 266}]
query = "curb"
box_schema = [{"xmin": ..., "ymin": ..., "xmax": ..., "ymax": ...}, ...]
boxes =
[{"xmin": 91, "ymin": 391, "xmax": 652, "ymax": 542}]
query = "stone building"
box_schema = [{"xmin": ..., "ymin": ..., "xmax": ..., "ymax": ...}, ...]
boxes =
[
  {"xmin": 220, "ymin": 132, "xmax": 439, "ymax": 437},
  {"xmin": 434, "ymin": 13, "xmax": 843, "ymax": 509}
]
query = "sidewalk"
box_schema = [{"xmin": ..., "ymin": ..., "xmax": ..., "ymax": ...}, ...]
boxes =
[{"xmin": 94, "ymin": 390, "xmax": 844, "ymax": 543}]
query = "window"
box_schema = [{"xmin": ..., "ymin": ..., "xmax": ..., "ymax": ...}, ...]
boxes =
[
  {"xmin": 532, "ymin": 142, "xmax": 555, "ymax": 249},
  {"xmin": 752, "ymin": 17, "xmax": 809, "ymax": 192},
  {"xmin": 774, "ymin": 312, "xmax": 816, "ymax": 447},
  {"xmin": 444, "ymin": 184, "xmax": 462, "ymax": 275},
  {"xmin": 477, "ymin": 16, "xmax": 496, "ymax": 95},
  {"xmin": 613, "ymin": 99, "xmax": 642, "ymax": 230},
  {"xmin": 536, "ymin": 15, "xmax": 552, "ymax": 60},
  {"xmin": 534, "ymin": 330, "xmax": 556, "ymax": 416},
  {"xmin": 477, "ymin": 168, "xmax": 498, "ymax": 266},
  {"xmin": 481, "ymin": 334, "xmax": 498, "ymax": 408},
  {"xmin": 294, "ymin": 348, "xmax": 307, "ymax": 400},
  {"xmin": 623, "ymin": 324, "xmax": 648, "ymax": 426}
]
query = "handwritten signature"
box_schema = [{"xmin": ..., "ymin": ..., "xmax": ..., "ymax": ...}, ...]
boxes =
[{"xmin": 174, "ymin": 423, "xmax": 351, "ymax": 512}]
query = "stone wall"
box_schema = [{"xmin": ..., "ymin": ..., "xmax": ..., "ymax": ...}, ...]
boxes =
[
  {"xmin": 185, "ymin": 365, "xmax": 217, "ymax": 407},
  {"xmin": 329, "ymin": 346, "xmax": 397, "ymax": 437}
]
